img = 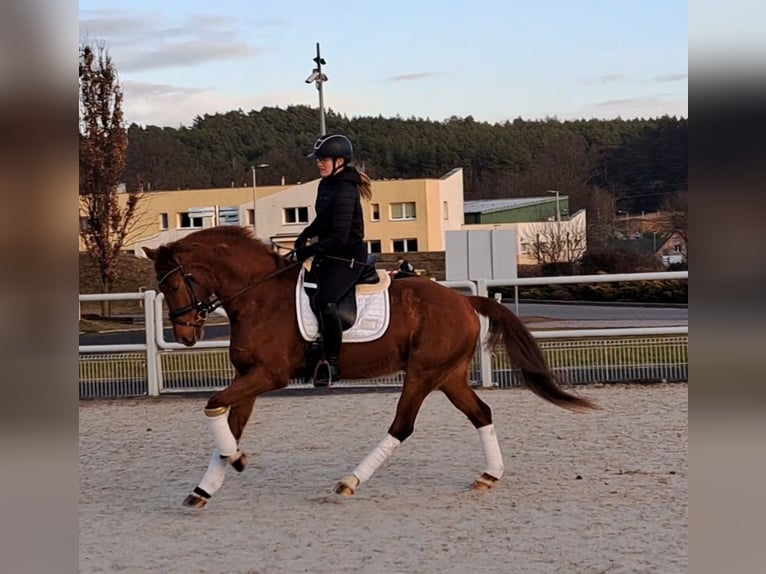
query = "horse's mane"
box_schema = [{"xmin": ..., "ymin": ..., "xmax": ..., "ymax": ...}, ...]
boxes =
[{"xmin": 166, "ymin": 226, "xmax": 290, "ymax": 268}]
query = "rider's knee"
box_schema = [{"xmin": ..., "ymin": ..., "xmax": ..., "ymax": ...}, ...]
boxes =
[{"xmin": 321, "ymin": 302, "xmax": 338, "ymax": 315}]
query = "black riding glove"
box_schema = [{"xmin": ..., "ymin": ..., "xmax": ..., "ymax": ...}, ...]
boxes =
[
  {"xmin": 295, "ymin": 245, "xmax": 317, "ymax": 262},
  {"xmin": 294, "ymin": 231, "xmax": 310, "ymax": 251}
]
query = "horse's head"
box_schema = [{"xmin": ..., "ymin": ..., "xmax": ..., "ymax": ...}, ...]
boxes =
[{"xmin": 143, "ymin": 245, "xmax": 217, "ymax": 347}]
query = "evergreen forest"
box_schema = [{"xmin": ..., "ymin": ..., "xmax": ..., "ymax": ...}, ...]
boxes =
[{"xmin": 123, "ymin": 106, "xmax": 687, "ymax": 220}]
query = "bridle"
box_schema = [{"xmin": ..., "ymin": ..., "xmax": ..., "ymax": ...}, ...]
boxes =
[
  {"xmin": 158, "ymin": 256, "xmax": 301, "ymax": 328},
  {"xmin": 157, "ymin": 262, "xmax": 219, "ymax": 327}
]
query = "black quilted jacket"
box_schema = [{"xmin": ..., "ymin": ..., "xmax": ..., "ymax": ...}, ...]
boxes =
[{"xmin": 300, "ymin": 166, "xmax": 367, "ymax": 261}]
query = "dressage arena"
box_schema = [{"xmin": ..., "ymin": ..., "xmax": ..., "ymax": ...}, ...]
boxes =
[{"xmin": 79, "ymin": 384, "xmax": 687, "ymax": 573}]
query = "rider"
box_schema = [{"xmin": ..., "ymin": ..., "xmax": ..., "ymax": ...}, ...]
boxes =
[{"xmin": 293, "ymin": 133, "xmax": 373, "ymax": 386}]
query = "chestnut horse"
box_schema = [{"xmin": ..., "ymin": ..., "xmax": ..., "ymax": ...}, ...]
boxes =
[{"xmin": 143, "ymin": 226, "xmax": 594, "ymax": 508}]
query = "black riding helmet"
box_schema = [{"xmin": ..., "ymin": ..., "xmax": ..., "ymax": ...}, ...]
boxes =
[{"xmin": 307, "ymin": 133, "xmax": 353, "ymax": 160}]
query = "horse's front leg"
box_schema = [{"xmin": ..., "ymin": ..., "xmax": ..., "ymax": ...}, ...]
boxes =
[
  {"xmin": 182, "ymin": 395, "xmax": 257, "ymax": 508},
  {"xmin": 183, "ymin": 369, "xmax": 285, "ymax": 508}
]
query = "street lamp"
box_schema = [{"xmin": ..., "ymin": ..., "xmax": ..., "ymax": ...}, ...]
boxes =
[
  {"xmin": 545, "ymin": 189, "xmax": 561, "ymax": 223},
  {"xmin": 251, "ymin": 163, "xmax": 270, "ymax": 234},
  {"xmin": 305, "ymin": 42, "xmax": 328, "ymax": 135}
]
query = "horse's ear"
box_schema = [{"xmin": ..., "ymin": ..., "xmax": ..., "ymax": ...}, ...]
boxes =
[{"xmin": 142, "ymin": 246, "xmax": 157, "ymax": 261}]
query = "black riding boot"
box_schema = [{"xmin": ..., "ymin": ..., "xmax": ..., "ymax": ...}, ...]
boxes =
[{"xmin": 315, "ymin": 304, "xmax": 342, "ymax": 387}]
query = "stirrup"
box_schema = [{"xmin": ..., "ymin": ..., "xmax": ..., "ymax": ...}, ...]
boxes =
[{"xmin": 312, "ymin": 359, "xmax": 339, "ymax": 387}]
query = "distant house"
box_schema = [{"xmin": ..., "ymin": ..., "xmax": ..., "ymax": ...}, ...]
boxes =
[
  {"xmin": 657, "ymin": 232, "xmax": 687, "ymax": 265},
  {"xmin": 612, "ymin": 211, "xmax": 687, "ymax": 266},
  {"xmin": 610, "ymin": 231, "xmax": 687, "ymax": 266}
]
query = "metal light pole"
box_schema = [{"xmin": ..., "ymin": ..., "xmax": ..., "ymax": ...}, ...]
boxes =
[
  {"xmin": 305, "ymin": 43, "xmax": 328, "ymax": 135},
  {"xmin": 545, "ymin": 189, "xmax": 561, "ymax": 223},
  {"xmin": 251, "ymin": 163, "xmax": 269, "ymax": 234}
]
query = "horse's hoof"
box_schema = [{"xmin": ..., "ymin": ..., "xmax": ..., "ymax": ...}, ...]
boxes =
[
  {"xmin": 230, "ymin": 452, "xmax": 247, "ymax": 472},
  {"xmin": 334, "ymin": 474, "xmax": 359, "ymax": 496},
  {"xmin": 182, "ymin": 493, "xmax": 208, "ymax": 508},
  {"xmin": 472, "ymin": 472, "xmax": 499, "ymax": 492}
]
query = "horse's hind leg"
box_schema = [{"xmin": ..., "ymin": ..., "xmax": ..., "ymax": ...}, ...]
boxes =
[
  {"xmin": 183, "ymin": 395, "xmax": 258, "ymax": 508},
  {"xmin": 439, "ymin": 366, "xmax": 505, "ymax": 491},
  {"xmin": 335, "ymin": 375, "xmax": 432, "ymax": 496}
]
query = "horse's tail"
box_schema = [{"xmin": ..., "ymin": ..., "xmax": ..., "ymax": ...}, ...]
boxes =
[{"xmin": 468, "ymin": 296, "xmax": 597, "ymax": 412}]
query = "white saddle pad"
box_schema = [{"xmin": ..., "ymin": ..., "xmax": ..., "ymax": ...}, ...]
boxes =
[{"xmin": 295, "ymin": 266, "xmax": 391, "ymax": 343}]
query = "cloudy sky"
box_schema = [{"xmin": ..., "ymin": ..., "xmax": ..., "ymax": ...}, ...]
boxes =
[{"xmin": 79, "ymin": 0, "xmax": 688, "ymax": 127}]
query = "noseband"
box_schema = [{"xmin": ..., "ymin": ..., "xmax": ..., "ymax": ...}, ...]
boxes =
[{"xmin": 158, "ymin": 263, "xmax": 221, "ymax": 327}]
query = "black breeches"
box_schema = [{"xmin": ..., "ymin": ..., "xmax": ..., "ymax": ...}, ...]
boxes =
[
  {"xmin": 312, "ymin": 257, "xmax": 365, "ymax": 309},
  {"xmin": 311, "ymin": 257, "xmax": 365, "ymax": 360}
]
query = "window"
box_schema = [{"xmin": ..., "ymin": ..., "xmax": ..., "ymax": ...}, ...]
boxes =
[
  {"xmin": 390, "ymin": 202, "xmax": 416, "ymax": 220},
  {"xmin": 393, "ymin": 238, "xmax": 418, "ymax": 252},
  {"xmin": 674, "ymin": 243, "xmax": 683, "ymax": 253},
  {"xmin": 367, "ymin": 240, "xmax": 381, "ymax": 254},
  {"xmin": 443, "ymin": 201, "xmax": 449, "ymax": 220},
  {"xmin": 79, "ymin": 217, "xmax": 93, "ymax": 232},
  {"xmin": 247, "ymin": 209, "xmax": 255, "ymax": 226},
  {"xmin": 159, "ymin": 213, "xmax": 168, "ymax": 230},
  {"xmin": 217, "ymin": 206, "xmax": 240, "ymax": 226},
  {"xmin": 179, "ymin": 212, "xmax": 203, "ymax": 229},
  {"xmin": 370, "ymin": 203, "xmax": 380, "ymax": 221},
  {"xmin": 284, "ymin": 207, "xmax": 310, "ymax": 224}
]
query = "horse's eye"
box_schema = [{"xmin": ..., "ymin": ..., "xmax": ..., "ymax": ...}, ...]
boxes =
[{"xmin": 169, "ymin": 283, "xmax": 180, "ymax": 293}]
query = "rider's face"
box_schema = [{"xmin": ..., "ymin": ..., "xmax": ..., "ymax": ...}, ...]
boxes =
[{"xmin": 316, "ymin": 157, "xmax": 344, "ymax": 177}]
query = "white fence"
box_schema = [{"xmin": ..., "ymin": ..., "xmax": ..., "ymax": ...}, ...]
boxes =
[{"xmin": 79, "ymin": 271, "xmax": 688, "ymax": 398}]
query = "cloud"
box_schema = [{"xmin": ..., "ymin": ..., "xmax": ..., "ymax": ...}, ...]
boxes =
[
  {"xmin": 584, "ymin": 93, "xmax": 688, "ymax": 119},
  {"xmin": 653, "ymin": 73, "xmax": 688, "ymax": 82},
  {"xmin": 79, "ymin": 10, "xmax": 150, "ymax": 41},
  {"xmin": 121, "ymin": 80, "xmax": 205, "ymax": 98},
  {"xmin": 79, "ymin": 9, "xmax": 275, "ymax": 73},
  {"xmin": 119, "ymin": 80, "xmax": 317, "ymax": 127},
  {"xmin": 387, "ymin": 72, "xmax": 440, "ymax": 82},
  {"xmin": 579, "ymin": 73, "xmax": 626, "ymax": 85},
  {"xmin": 120, "ymin": 41, "xmax": 262, "ymax": 72},
  {"xmin": 597, "ymin": 96, "xmax": 655, "ymax": 107}
]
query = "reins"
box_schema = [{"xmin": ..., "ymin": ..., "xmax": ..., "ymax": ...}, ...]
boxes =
[{"xmin": 160, "ymin": 257, "xmax": 301, "ymax": 327}]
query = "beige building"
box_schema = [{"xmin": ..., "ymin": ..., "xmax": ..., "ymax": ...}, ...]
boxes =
[{"xmin": 79, "ymin": 168, "xmax": 465, "ymax": 257}]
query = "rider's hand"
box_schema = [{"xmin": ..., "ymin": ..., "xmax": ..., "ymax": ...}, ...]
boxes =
[
  {"xmin": 294, "ymin": 245, "xmax": 316, "ymax": 262},
  {"xmin": 293, "ymin": 232, "xmax": 309, "ymax": 251}
]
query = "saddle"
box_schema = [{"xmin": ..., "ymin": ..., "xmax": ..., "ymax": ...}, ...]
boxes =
[{"xmin": 295, "ymin": 257, "xmax": 391, "ymax": 343}]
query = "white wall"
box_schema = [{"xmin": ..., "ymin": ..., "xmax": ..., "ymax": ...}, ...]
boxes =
[{"xmin": 254, "ymin": 179, "xmax": 319, "ymax": 244}]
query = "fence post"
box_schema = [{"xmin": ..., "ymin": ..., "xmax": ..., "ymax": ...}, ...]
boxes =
[
  {"xmin": 144, "ymin": 290, "xmax": 161, "ymax": 396},
  {"xmin": 475, "ymin": 279, "xmax": 493, "ymax": 388}
]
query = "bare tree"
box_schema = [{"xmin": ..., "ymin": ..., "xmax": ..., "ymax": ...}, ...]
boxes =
[
  {"xmin": 521, "ymin": 217, "xmax": 587, "ymax": 265},
  {"xmin": 79, "ymin": 41, "xmax": 138, "ymax": 311},
  {"xmin": 585, "ymin": 186, "xmax": 617, "ymax": 249}
]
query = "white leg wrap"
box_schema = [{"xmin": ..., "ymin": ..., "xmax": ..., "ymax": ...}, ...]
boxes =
[
  {"xmin": 205, "ymin": 408, "xmax": 238, "ymax": 457},
  {"xmin": 352, "ymin": 434, "xmax": 401, "ymax": 484},
  {"xmin": 478, "ymin": 424, "xmax": 504, "ymax": 479},
  {"xmin": 197, "ymin": 449, "xmax": 227, "ymax": 496}
]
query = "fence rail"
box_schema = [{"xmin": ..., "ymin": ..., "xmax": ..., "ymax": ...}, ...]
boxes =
[{"xmin": 79, "ymin": 271, "xmax": 687, "ymax": 399}]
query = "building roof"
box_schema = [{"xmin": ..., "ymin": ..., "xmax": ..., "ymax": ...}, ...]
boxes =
[{"xmin": 463, "ymin": 197, "xmax": 559, "ymax": 214}]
